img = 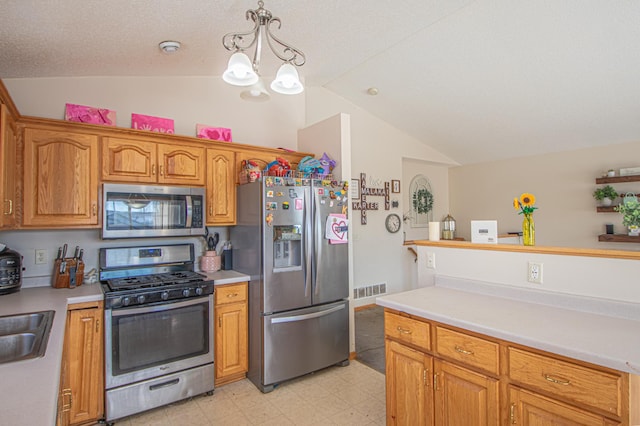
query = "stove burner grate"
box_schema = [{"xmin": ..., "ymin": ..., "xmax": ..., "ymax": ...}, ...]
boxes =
[{"xmin": 106, "ymin": 271, "xmax": 206, "ymax": 291}]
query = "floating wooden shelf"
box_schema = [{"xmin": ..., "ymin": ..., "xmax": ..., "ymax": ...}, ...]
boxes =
[
  {"xmin": 598, "ymin": 234, "xmax": 640, "ymax": 243},
  {"xmin": 596, "ymin": 206, "xmax": 618, "ymax": 213},
  {"xmin": 595, "ymin": 175, "xmax": 640, "ymax": 184}
]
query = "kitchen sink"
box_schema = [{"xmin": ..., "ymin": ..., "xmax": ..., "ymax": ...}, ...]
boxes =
[{"xmin": 0, "ymin": 310, "xmax": 54, "ymax": 364}]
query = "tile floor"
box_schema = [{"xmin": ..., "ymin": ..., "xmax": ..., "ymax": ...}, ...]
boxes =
[
  {"xmin": 113, "ymin": 361, "xmax": 386, "ymax": 426},
  {"xmin": 354, "ymin": 305, "xmax": 385, "ymax": 374}
]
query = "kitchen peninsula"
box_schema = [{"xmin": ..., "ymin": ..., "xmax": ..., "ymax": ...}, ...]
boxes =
[{"xmin": 379, "ymin": 240, "xmax": 640, "ymax": 425}]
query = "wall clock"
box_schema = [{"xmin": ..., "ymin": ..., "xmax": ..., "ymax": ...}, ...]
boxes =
[{"xmin": 385, "ymin": 213, "xmax": 401, "ymax": 233}]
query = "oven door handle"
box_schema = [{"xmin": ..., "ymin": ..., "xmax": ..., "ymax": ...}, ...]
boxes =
[
  {"xmin": 149, "ymin": 378, "xmax": 180, "ymax": 391},
  {"xmin": 109, "ymin": 295, "xmax": 212, "ymax": 317}
]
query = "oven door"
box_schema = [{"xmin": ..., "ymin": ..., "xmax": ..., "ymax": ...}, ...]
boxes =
[{"xmin": 105, "ymin": 295, "xmax": 214, "ymax": 389}]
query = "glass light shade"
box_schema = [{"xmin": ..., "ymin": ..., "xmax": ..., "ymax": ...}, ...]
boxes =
[
  {"xmin": 270, "ymin": 63, "xmax": 304, "ymax": 95},
  {"xmin": 222, "ymin": 52, "xmax": 259, "ymax": 86}
]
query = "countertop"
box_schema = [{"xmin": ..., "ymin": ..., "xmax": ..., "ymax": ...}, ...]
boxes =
[
  {"xmin": 376, "ymin": 277, "xmax": 640, "ymax": 375},
  {"xmin": 0, "ymin": 269, "xmax": 249, "ymax": 426},
  {"xmin": 0, "ymin": 284, "xmax": 103, "ymax": 426}
]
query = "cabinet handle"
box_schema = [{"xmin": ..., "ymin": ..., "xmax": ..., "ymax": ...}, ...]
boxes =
[
  {"xmin": 227, "ymin": 293, "xmax": 238, "ymax": 298},
  {"xmin": 543, "ymin": 374, "xmax": 571, "ymax": 386},
  {"xmin": 61, "ymin": 389, "xmax": 72, "ymax": 411},
  {"xmin": 454, "ymin": 345, "xmax": 474, "ymax": 355},
  {"xmin": 423, "ymin": 369, "xmax": 429, "ymax": 387},
  {"xmin": 152, "ymin": 164, "xmax": 156, "ymax": 175},
  {"xmin": 92, "ymin": 204, "xmax": 97, "ymax": 216},
  {"xmin": 209, "ymin": 206, "xmax": 213, "ymax": 216},
  {"xmin": 218, "ymin": 316, "xmax": 221, "ymax": 327},
  {"xmin": 396, "ymin": 326, "xmax": 412, "ymax": 335},
  {"xmin": 509, "ymin": 403, "xmax": 516, "ymax": 424},
  {"xmin": 433, "ymin": 373, "xmax": 438, "ymax": 391},
  {"xmin": 4, "ymin": 199, "xmax": 12, "ymax": 215},
  {"xmin": 95, "ymin": 319, "xmax": 100, "ymax": 333},
  {"xmin": 159, "ymin": 165, "xmax": 164, "ymax": 176}
]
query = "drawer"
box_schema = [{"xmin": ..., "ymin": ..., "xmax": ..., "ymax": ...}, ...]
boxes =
[
  {"xmin": 435, "ymin": 326, "xmax": 499, "ymax": 375},
  {"xmin": 215, "ymin": 282, "xmax": 248, "ymax": 306},
  {"xmin": 508, "ymin": 347, "xmax": 623, "ymax": 416},
  {"xmin": 384, "ymin": 312, "xmax": 430, "ymax": 351}
]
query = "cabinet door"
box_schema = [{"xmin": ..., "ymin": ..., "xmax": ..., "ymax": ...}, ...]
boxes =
[
  {"xmin": 0, "ymin": 104, "xmax": 17, "ymax": 228},
  {"xmin": 215, "ymin": 301, "xmax": 248, "ymax": 385},
  {"xmin": 434, "ymin": 360, "xmax": 499, "ymax": 426},
  {"xmin": 206, "ymin": 148, "xmax": 236, "ymax": 225},
  {"xmin": 385, "ymin": 339, "xmax": 434, "ymax": 426},
  {"xmin": 23, "ymin": 128, "xmax": 99, "ymax": 226},
  {"xmin": 102, "ymin": 137, "xmax": 157, "ymax": 183},
  {"xmin": 508, "ymin": 386, "xmax": 620, "ymax": 426},
  {"xmin": 67, "ymin": 306, "xmax": 104, "ymax": 426},
  {"xmin": 157, "ymin": 143, "xmax": 205, "ymax": 185}
]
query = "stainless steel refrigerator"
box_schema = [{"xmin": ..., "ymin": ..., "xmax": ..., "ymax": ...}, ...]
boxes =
[{"xmin": 231, "ymin": 176, "xmax": 350, "ymax": 393}]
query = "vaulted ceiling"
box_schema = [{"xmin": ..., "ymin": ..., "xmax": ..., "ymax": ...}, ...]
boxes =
[{"xmin": 1, "ymin": 0, "xmax": 639, "ymax": 164}]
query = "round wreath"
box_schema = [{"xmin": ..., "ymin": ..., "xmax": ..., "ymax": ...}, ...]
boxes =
[{"xmin": 413, "ymin": 189, "xmax": 434, "ymax": 214}]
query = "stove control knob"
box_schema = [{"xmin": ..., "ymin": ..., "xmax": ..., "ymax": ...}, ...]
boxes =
[
  {"xmin": 182, "ymin": 288, "xmax": 191, "ymax": 297},
  {"xmin": 161, "ymin": 291, "xmax": 169, "ymax": 301},
  {"xmin": 137, "ymin": 295, "xmax": 146, "ymax": 304},
  {"xmin": 122, "ymin": 297, "xmax": 131, "ymax": 307},
  {"xmin": 195, "ymin": 287, "xmax": 203, "ymax": 296}
]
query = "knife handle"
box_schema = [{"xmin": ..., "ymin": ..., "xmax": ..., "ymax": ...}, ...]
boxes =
[{"xmin": 62, "ymin": 244, "xmax": 67, "ymax": 259}]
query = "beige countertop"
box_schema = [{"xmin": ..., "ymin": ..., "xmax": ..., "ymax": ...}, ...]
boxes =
[
  {"xmin": 376, "ymin": 276, "xmax": 640, "ymax": 375},
  {"xmin": 0, "ymin": 269, "xmax": 249, "ymax": 425},
  {"xmin": 0, "ymin": 284, "xmax": 103, "ymax": 426}
]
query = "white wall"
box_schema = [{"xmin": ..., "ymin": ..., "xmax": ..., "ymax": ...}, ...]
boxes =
[
  {"xmin": 4, "ymin": 76, "xmax": 304, "ymax": 150},
  {"xmin": 305, "ymin": 87, "xmax": 457, "ymax": 306},
  {"xmin": 449, "ymin": 140, "xmax": 640, "ymax": 250},
  {"xmin": 417, "ymin": 245, "xmax": 640, "ymax": 303}
]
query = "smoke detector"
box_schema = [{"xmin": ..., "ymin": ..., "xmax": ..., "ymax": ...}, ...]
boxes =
[{"xmin": 159, "ymin": 41, "xmax": 181, "ymax": 54}]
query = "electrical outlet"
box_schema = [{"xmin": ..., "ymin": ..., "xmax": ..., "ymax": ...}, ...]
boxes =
[
  {"xmin": 527, "ymin": 262, "xmax": 543, "ymax": 284},
  {"xmin": 35, "ymin": 249, "xmax": 48, "ymax": 265},
  {"xmin": 427, "ymin": 252, "xmax": 436, "ymax": 269}
]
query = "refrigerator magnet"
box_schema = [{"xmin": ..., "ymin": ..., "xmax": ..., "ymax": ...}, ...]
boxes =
[
  {"xmin": 318, "ymin": 188, "xmax": 325, "ymax": 195},
  {"xmin": 265, "ymin": 177, "xmax": 274, "ymax": 187},
  {"xmin": 283, "ymin": 201, "xmax": 290, "ymax": 210},
  {"xmin": 289, "ymin": 189, "xmax": 297, "ymax": 198},
  {"xmin": 266, "ymin": 213, "xmax": 274, "ymax": 226},
  {"xmin": 266, "ymin": 202, "xmax": 277, "ymax": 210},
  {"xmin": 267, "ymin": 191, "xmax": 274, "ymax": 198},
  {"xmin": 295, "ymin": 199, "xmax": 303, "ymax": 210},
  {"xmin": 276, "ymin": 191, "xmax": 284, "ymax": 197}
]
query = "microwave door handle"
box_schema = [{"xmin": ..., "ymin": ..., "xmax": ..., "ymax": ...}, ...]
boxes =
[{"xmin": 185, "ymin": 195, "xmax": 193, "ymax": 228}]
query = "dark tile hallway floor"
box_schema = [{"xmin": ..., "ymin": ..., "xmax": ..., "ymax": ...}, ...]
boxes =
[{"xmin": 355, "ymin": 305, "xmax": 385, "ymax": 374}]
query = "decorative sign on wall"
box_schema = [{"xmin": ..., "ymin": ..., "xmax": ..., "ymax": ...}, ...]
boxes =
[{"xmin": 352, "ymin": 173, "xmax": 391, "ymax": 224}]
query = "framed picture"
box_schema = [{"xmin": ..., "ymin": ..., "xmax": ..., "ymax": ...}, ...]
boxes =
[
  {"xmin": 350, "ymin": 179, "xmax": 360, "ymax": 199},
  {"xmin": 392, "ymin": 180, "xmax": 401, "ymax": 193}
]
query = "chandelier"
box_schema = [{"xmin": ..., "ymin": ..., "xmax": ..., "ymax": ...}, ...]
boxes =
[{"xmin": 222, "ymin": 1, "xmax": 306, "ymax": 95}]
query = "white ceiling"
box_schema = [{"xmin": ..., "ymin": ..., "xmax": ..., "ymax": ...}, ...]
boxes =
[{"xmin": 1, "ymin": 0, "xmax": 639, "ymax": 165}]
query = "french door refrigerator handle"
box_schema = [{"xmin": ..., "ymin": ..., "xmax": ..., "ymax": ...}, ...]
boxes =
[
  {"xmin": 304, "ymin": 185, "xmax": 312, "ymax": 298},
  {"xmin": 270, "ymin": 304, "xmax": 345, "ymax": 324},
  {"xmin": 312, "ymin": 186, "xmax": 322, "ymax": 296}
]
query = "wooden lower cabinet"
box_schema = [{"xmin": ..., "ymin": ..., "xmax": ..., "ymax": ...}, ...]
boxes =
[
  {"xmin": 508, "ymin": 386, "xmax": 621, "ymax": 426},
  {"xmin": 214, "ymin": 282, "xmax": 248, "ymax": 386},
  {"xmin": 434, "ymin": 360, "xmax": 499, "ymax": 425},
  {"xmin": 385, "ymin": 339, "xmax": 434, "ymax": 426},
  {"xmin": 57, "ymin": 301, "xmax": 104, "ymax": 426},
  {"xmin": 384, "ymin": 309, "xmax": 637, "ymax": 426}
]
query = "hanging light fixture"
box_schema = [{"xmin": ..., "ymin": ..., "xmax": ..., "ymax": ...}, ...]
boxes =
[{"xmin": 222, "ymin": 1, "xmax": 306, "ymax": 95}]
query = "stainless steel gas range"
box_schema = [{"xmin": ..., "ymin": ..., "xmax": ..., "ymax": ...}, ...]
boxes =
[{"xmin": 100, "ymin": 243, "xmax": 215, "ymax": 422}]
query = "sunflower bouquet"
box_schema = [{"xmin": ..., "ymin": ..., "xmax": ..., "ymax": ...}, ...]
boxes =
[
  {"xmin": 513, "ymin": 193, "xmax": 538, "ymax": 215},
  {"xmin": 513, "ymin": 193, "xmax": 537, "ymax": 246}
]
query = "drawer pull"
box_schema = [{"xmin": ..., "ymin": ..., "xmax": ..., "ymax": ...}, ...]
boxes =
[
  {"xmin": 454, "ymin": 345, "xmax": 474, "ymax": 355},
  {"xmin": 227, "ymin": 293, "xmax": 239, "ymax": 298},
  {"xmin": 544, "ymin": 374, "xmax": 571, "ymax": 386},
  {"xmin": 396, "ymin": 326, "xmax": 412, "ymax": 335},
  {"xmin": 509, "ymin": 403, "xmax": 516, "ymax": 424}
]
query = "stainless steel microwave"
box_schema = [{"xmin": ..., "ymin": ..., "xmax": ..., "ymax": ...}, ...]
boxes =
[{"xmin": 102, "ymin": 184, "xmax": 205, "ymax": 239}]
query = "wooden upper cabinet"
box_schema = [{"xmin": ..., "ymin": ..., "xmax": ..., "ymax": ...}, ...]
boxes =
[
  {"xmin": 0, "ymin": 104, "xmax": 18, "ymax": 228},
  {"xmin": 102, "ymin": 137, "xmax": 156, "ymax": 183},
  {"xmin": 102, "ymin": 136, "xmax": 205, "ymax": 185},
  {"xmin": 23, "ymin": 127, "xmax": 99, "ymax": 227},
  {"xmin": 206, "ymin": 148, "xmax": 235, "ymax": 225},
  {"xmin": 157, "ymin": 143, "xmax": 205, "ymax": 185}
]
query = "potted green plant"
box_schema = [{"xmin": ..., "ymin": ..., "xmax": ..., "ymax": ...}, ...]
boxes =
[
  {"xmin": 593, "ymin": 185, "xmax": 618, "ymax": 207},
  {"xmin": 615, "ymin": 199, "xmax": 640, "ymax": 236}
]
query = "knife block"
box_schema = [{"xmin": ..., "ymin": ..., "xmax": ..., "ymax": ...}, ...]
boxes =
[{"xmin": 52, "ymin": 258, "xmax": 85, "ymax": 289}]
